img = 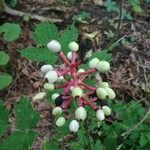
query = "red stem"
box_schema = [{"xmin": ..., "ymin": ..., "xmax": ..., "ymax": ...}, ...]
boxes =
[
  {"xmin": 59, "ymin": 51, "xmax": 71, "ymax": 66},
  {"xmin": 71, "ymin": 61, "xmax": 81, "ymax": 68},
  {"xmin": 71, "ymin": 52, "xmax": 77, "ymax": 63},
  {"xmin": 82, "ymin": 98, "xmax": 98, "ymax": 110},
  {"xmin": 78, "ymin": 68, "xmax": 96, "ymax": 76},
  {"xmin": 79, "ymin": 82, "xmax": 96, "ymax": 91}
]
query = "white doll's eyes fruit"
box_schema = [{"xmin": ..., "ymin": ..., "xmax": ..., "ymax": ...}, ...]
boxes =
[
  {"xmin": 96, "ymin": 87, "xmax": 108, "ymax": 100},
  {"xmin": 69, "ymin": 120, "xmax": 79, "ymax": 132},
  {"xmin": 78, "ymin": 68, "xmax": 85, "ymax": 73},
  {"xmin": 41, "ymin": 64, "xmax": 53, "ymax": 74},
  {"xmin": 75, "ymin": 107, "xmax": 87, "ymax": 121},
  {"xmin": 47, "ymin": 40, "xmax": 61, "ymax": 53},
  {"xmin": 56, "ymin": 117, "xmax": 66, "ymax": 127},
  {"xmin": 99, "ymin": 82, "xmax": 109, "ymax": 88},
  {"xmin": 45, "ymin": 71, "xmax": 58, "ymax": 83},
  {"xmin": 71, "ymin": 87, "xmax": 83, "ymax": 98},
  {"xmin": 96, "ymin": 109, "xmax": 105, "ymax": 121},
  {"xmin": 102, "ymin": 106, "xmax": 111, "ymax": 116},
  {"xmin": 67, "ymin": 51, "xmax": 73, "ymax": 60},
  {"xmin": 51, "ymin": 93, "xmax": 60, "ymax": 101},
  {"xmin": 43, "ymin": 83, "xmax": 54, "ymax": 91},
  {"xmin": 96, "ymin": 61, "xmax": 110, "ymax": 73},
  {"xmin": 68, "ymin": 41, "xmax": 79, "ymax": 51},
  {"xmin": 52, "ymin": 106, "xmax": 62, "ymax": 116},
  {"xmin": 104, "ymin": 87, "xmax": 116, "ymax": 99},
  {"xmin": 89, "ymin": 58, "xmax": 100, "ymax": 69}
]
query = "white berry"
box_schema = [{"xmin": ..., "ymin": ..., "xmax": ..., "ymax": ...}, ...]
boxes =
[
  {"xmin": 96, "ymin": 61, "xmax": 110, "ymax": 73},
  {"xmin": 96, "ymin": 87, "xmax": 108, "ymax": 99},
  {"xmin": 52, "ymin": 106, "xmax": 62, "ymax": 116},
  {"xmin": 57, "ymin": 76, "xmax": 64, "ymax": 82},
  {"xmin": 51, "ymin": 93, "xmax": 60, "ymax": 101},
  {"xmin": 68, "ymin": 41, "xmax": 79, "ymax": 52},
  {"xmin": 78, "ymin": 68, "xmax": 85, "ymax": 73},
  {"xmin": 56, "ymin": 117, "xmax": 66, "ymax": 127},
  {"xmin": 71, "ymin": 87, "xmax": 83, "ymax": 98},
  {"xmin": 102, "ymin": 106, "xmax": 111, "ymax": 116},
  {"xmin": 75, "ymin": 107, "xmax": 87, "ymax": 121},
  {"xmin": 104, "ymin": 87, "xmax": 116, "ymax": 99},
  {"xmin": 69, "ymin": 120, "xmax": 79, "ymax": 132},
  {"xmin": 47, "ymin": 40, "xmax": 61, "ymax": 53},
  {"xmin": 99, "ymin": 82, "xmax": 109, "ymax": 88},
  {"xmin": 67, "ymin": 51, "xmax": 73, "ymax": 60},
  {"xmin": 89, "ymin": 58, "xmax": 100, "ymax": 69},
  {"xmin": 43, "ymin": 83, "xmax": 54, "ymax": 91},
  {"xmin": 40, "ymin": 64, "xmax": 53, "ymax": 74},
  {"xmin": 45, "ymin": 71, "xmax": 58, "ymax": 83},
  {"xmin": 96, "ymin": 109, "xmax": 105, "ymax": 121}
]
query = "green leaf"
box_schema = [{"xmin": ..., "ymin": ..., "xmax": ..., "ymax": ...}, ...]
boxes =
[
  {"xmin": 90, "ymin": 51, "xmax": 112, "ymax": 62},
  {"xmin": 70, "ymin": 141, "xmax": 84, "ymax": 150},
  {"xmin": 0, "ymin": 74, "xmax": 12, "ymax": 90},
  {"xmin": 5, "ymin": 0, "xmax": 18, "ymax": 7},
  {"xmin": 0, "ymin": 131, "xmax": 36, "ymax": 150},
  {"xmin": 43, "ymin": 142, "xmax": 59, "ymax": 150},
  {"xmin": 104, "ymin": 0, "xmax": 117, "ymax": 12},
  {"xmin": 104, "ymin": 134, "xmax": 117, "ymax": 150},
  {"xmin": 21, "ymin": 47, "xmax": 57, "ymax": 64},
  {"xmin": 0, "ymin": 99, "xmax": 9, "ymax": 137},
  {"xmin": 94, "ymin": 140, "xmax": 102, "ymax": 150},
  {"xmin": 0, "ymin": 51, "xmax": 9, "ymax": 65},
  {"xmin": 14, "ymin": 97, "xmax": 39, "ymax": 129},
  {"xmin": 0, "ymin": 23, "xmax": 21, "ymax": 42},
  {"xmin": 59, "ymin": 24, "xmax": 78, "ymax": 53},
  {"xmin": 139, "ymin": 133, "xmax": 148, "ymax": 147},
  {"xmin": 32, "ymin": 23, "xmax": 58, "ymax": 46}
]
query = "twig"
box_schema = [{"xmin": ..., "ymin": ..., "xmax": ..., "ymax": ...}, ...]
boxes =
[
  {"xmin": 122, "ymin": 108, "xmax": 150, "ymax": 138},
  {"xmin": 3, "ymin": 1, "xmax": 62, "ymax": 23},
  {"xmin": 117, "ymin": 108, "xmax": 150, "ymax": 150}
]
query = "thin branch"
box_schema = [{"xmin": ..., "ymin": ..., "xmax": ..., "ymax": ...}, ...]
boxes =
[{"xmin": 3, "ymin": 1, "xmax": 62, "ymax": 23}]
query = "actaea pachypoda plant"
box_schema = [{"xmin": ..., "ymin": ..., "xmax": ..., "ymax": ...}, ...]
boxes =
[{"xmin": 39, "ymin": 40, "xmax": 115, "ymax": 132}]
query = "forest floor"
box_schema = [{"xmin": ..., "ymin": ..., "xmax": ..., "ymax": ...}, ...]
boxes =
[{"xmin": 0, "ymin": 0, "xmax": 150, "ymax": 149}]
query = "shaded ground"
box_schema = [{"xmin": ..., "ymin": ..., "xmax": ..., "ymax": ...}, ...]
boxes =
[{"xmin": 0, "ymin": 0, "xmax": 150, "ymax": 149}]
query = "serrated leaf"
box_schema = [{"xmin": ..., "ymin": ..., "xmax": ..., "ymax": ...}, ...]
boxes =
[
  {"xmin": 139, "ymin": 133, "xmax": 148, "ymax": 147},
  {"xmin": 89, "ymin": 51, "xmax": 112, "ymax": 62},
  {"xmin": 0, "ymin": 23, "xmax": 21, "ymax": 42},
  {"xmin": 59, "ymin": 25, "xmax": 78, "ymax": 53},
  {"xmin": 21, "ymin": 47, "xmax": 57, "ymax": 64},
  {"xmin": 0, "ymin": 51, "xmax": 9, "ymax": 65},
  {"xmin": 0, "ymin": 74, "xmax": 12, "ymax": 90},
  {"xmin": 0, "ymin": 131, "xmax": 36, "ymax": 150},
  {"xmin": 14, "ymin": 97, "xmax": 39, "ymax": 129},
  {"xmin": 32, "ymin": 23, "xmax": 58, "ymax": 46},
  {"xmin": 104, "ymin": 135, "xmax": 117, "ymax": 150},
  {"xmin": 0, "ymin": 99, "xmax": 9, "ymax": 137},
  {"xmin": 43, "ymin": 142, "xmax": 59, "ymax": 150}
]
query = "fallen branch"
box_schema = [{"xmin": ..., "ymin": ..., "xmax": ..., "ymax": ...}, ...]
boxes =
[{"xmin": 2, "ymin": 0, "xmax": 62, "ymax": 23}]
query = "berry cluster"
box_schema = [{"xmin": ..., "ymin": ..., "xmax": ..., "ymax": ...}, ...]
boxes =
[{"xmin": 40, "ymin": 40, "xmax": 115, "ymax": 132}]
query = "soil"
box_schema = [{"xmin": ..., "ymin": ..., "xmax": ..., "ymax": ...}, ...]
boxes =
[{"xmin": 0, "ymin": 0, "xmax": 149, "ymax": 149}]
